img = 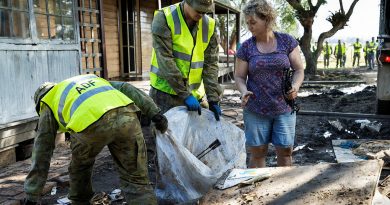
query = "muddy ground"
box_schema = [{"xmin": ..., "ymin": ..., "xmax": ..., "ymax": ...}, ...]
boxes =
[{"xmin": 40, "ymin": 68, "xmax": 390, "ymax": 204}]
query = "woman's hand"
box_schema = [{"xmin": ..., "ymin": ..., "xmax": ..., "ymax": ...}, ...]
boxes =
[
  {"xmin": 286, "ymin": 86, "xmax": 298, "ymax": 100},
  {"xmin": 241, "ymin": 91, "xmax": 254, "ymax": 107}
]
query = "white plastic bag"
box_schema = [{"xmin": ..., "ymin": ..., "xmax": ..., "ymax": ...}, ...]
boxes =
[{"xmin": 155, "ymin": 106, "xmax": 246, "ymax": 203}]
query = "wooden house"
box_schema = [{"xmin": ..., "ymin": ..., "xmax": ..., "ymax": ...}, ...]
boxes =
[{"xmin": 0, "ymin": 0, "xmax": 240, "ymax": 166}]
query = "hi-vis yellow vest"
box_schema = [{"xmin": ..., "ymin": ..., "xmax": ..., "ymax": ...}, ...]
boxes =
[
  {"xmin": 41, "ymin": 74, "xmax": 133, "ymax": 132},
  {"xmin": 150, "ymin": 3, "xmax": 215, "ymax": 100}
]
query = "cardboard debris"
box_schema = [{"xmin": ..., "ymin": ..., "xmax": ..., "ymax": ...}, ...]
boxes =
[{"xmin": 214, "ymin": 168, "xmax": 272, "ymax": 190}]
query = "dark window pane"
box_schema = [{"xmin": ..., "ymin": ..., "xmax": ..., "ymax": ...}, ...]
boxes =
[
  {"xmin": 63, "ymin": 17, "xmax": 73, "ymax": 40},
  {"xmin": 35, "ymin": 14, "xmax": 49, "ymax": 38},
  {"xmin": 61, "ymin": 0, "xmax": 72, "ymax": 16},
  {"xmin": 0, "ymin": 0, "xmax": 9, "ymax": 7},
  {"xmin": 33, "ymin": 0, "xmax": 46, "ymax": 14},
  {"xmin": 128, "ymin": 1, "xmax": 133, "ymax": 22},
  {"xmin": 12, "ymin": 0, "xmax": 28, "ymax": 10},
  {"xmin": 120, "ymin": 0, "xmax": 126, "ymax": 21},
  {"xmin": 0, "ymin": 9, "xmax": 11, "ymax": 37},
  {"xmin": 123, "ymin": 47, "xmax": 129, "ymax": 73},
  {"xmin": 128, "ymin": 24, "xmax": 133, "ymax": 45},
  {"xmin": 129, "ymin": 48, "xmax": 135, "ymax": 72},
  {"xmin": 13, "ymin": 11, "xmax": 29, "ymax": 37},
  {"xmin": 121, "ymin": 22, "xmax": 127, "ymax": 45}
]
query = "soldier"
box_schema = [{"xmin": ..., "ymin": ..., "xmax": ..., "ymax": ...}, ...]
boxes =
[
  {"xmin": 334, "ymin": 40, "xmax": 343, "ymax": 68},
  {"xmin": 364, "ymin": 40, "xmax": 369, "ymax": 67},
  {"xmin": 342, "ymin": 42, "xmax": 347, "ymax": 67},
  {"xmin": 322, "ymin": 41, "xmax": 332, "ymax": 68},
  {"xmin": 24, "ymin": 74, "xmax": 167, "ymax": 205},
  {"xmin": 367, "ymin": 37, "xmax": 377, "ymax": 70},
  {"xmin": 149, "ymin": 0, "xmax": 222, "ymax": 120},
  {"xmin": 352, "ymin": 38, "xmax": 362, "ymax": 68}
]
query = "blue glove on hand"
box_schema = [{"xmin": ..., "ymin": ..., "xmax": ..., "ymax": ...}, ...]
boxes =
[
  {"xmin": 209, "ymin": 101, "xmax": 222, "ymax": 121},
  {"xmin": 184, "ymin": 95, "xmax": 201, "ymax": 115}
]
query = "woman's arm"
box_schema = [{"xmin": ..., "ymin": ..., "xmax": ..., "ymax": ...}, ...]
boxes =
[
  {"xmin": 234, "ymin": 58, "xmax": 253, "ymax": 106},
  {"xmin": 287, "ymin": 46, "xmax": 305, "ymax": 100}
]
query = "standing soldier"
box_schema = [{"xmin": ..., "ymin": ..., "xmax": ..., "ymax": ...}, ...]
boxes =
[
  {"xmin": 367, "ymin": 37, "xmax": 377, "ymax": 70},
  {"xmin": 149, "ymin": 0, "xmax": 222, "ymax": 121},
  {"xmin": 352, "ymin": 38, "xmax": 362, "ymax": 68},
  {"xmin": 322, "ymin": 41, "xmax": 332, "ymax": 68},
  {"xmin": 364, "ymin": 40, "xmax": 369, "ymax": 67},
  {"xmin": 342, "ymin": 42, "xmax": 347, "ymax": 68},
  {"xmin": 334, "ymin": 40, "xmax": 343, "ymax": 68}
]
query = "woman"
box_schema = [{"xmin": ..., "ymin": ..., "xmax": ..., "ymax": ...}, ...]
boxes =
[{"xmin": 235, "ymin": 0, "xmax": 304, "ymax": 168}]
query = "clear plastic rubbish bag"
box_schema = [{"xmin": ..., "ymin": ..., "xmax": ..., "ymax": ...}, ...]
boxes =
[{"xmin": 155, "ymin": 106, "xmax": 246, "ymax": 203}]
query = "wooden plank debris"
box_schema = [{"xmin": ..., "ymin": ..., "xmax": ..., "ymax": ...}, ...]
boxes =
[{"xmin": 200, "ymin": 160, "xmax": 383, "ymax": 205}]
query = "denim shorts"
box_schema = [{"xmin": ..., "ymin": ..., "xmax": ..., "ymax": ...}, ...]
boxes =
[{"xmin": 243, "ymin": 109, "xmax": 296, "ymax": 147}]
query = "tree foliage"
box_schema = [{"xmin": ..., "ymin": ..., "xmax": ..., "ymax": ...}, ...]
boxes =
[{"xmin": 285, "ymin": 0, "xmax": 360, "ymax": 75}]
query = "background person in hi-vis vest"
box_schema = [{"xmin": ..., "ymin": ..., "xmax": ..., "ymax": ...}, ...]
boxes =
[
  {"xmin": 149, "ymin": 0, "xmax": 222, "ymax": 121},
  {"xmin": 23, "ymin": 74, "xmax": 167, "ymax": 205}
]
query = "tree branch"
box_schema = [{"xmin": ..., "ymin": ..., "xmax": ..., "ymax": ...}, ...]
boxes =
[{"xmin": 339, "ymin": 0, "xmax": 345, "ymax": 14}]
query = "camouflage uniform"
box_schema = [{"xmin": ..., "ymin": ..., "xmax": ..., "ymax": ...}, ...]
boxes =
[
  {"xmin": 150, "ymin": 1, "xmax": 222, "ymax": 113},
  {"xmin": 24, "ymin": 82, "xmax": 159, "ymax": 205}
]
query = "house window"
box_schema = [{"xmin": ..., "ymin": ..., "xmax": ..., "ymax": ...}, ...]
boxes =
[
  {"xmin": 120, "ymin": 0, "xmax": 135, "ymax": 74},
  {"xmin": 0, "ymin": 0, "xmax": 30, "ymax": 38},
  {"xmin": 34, "ymin": 0, "xmax": 74, "ymax": 40}
]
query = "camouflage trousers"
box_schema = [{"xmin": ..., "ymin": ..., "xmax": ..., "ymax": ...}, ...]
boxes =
[
  {"xmin": 149, "ymin": 87, "xmax": 184, "ymax": 114},
  {"xmin": 69, "ymin": 106, "xmax": 157, "ymax": 205}
]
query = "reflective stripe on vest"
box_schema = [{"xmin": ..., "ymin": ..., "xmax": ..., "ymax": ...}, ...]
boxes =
[
  {"xmin": 41, "ymin": 74, "xmax": 133, "ymax": 132},
  {"xmin": 149, "ymin": 3, "xmax": 215, "ymax": 100}
]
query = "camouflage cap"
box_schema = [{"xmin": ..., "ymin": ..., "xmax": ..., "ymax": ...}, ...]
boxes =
[
  {"xmin": 185, "ymin": 0, "xmax": 214, "ymax": 13},
  {"xmin": 34, "ymin": 82, "xmax": 56, "ymax": 112}
]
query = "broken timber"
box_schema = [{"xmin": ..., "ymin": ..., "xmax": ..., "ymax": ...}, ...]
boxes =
[{"xmin": 200, "ymin": 160, "xmax": 383, "ymax": 205}]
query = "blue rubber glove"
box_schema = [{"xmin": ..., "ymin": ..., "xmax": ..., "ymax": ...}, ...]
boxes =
[
  {"xmin": 209, "ymin": 101, "xmax": 222, "ymax": 121},
  {"xmin": 184, "ymin": 95, "xmax": 201, "ymax": 115}
]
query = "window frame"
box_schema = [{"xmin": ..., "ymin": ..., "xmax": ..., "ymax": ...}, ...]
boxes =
[{"xmin": 0, "ymin": 0, "xmax": 77, "ymax": 44}]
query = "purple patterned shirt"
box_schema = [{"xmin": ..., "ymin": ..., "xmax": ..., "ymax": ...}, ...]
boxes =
[{"xmin": 236, "ymin": 32, "xmax": 298, "ymax": 116}]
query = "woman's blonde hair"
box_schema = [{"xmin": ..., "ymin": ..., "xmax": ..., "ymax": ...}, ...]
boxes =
[{"xmin": 243, "ymin": 0, "xmax": 277, "ymax": 30}]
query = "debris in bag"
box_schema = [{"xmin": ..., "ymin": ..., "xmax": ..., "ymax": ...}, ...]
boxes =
[{"xmin": 196, "ymin": 139, "xmax": 221, "ymax": 159}]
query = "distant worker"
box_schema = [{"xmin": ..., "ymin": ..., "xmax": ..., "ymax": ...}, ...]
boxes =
[
  {"xmin": 334, "ymin": 40, "xmax": 343, "ymax": 68},
  {"xmin": 24, "ymin": 74, "xmax": 168, "ymax": 205},
  {"xmin": 376, "ymin": 38, "xmax": 381, "ymax": 68},
  {"xmin": 367, "ymin": 37, "xmax": 377, "ymax": 70},
  {"xmin": 322, "ymin": 41, "xmax": 332, "ymax": 68},
  {"xmin": 149, "ymin": 0, "xmax": 222, "ymax": 121},
  {"xmin": 352, "ymin": 38, "xmax": 362, "ymax": 68},
  {"xmin": 311, "ymin": 42, "xmax": 317, "ymax": 53},
  {"xmin": 364, "ymin": 40, "xmax": 369, "ymax": 67},
  {"xmin": 342, "ymin": 42, "xmax": 347, "ymax": 67}
]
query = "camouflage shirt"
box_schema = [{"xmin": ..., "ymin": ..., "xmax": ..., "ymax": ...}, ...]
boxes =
[
  {"xmin": 24, "ymin": 82, "xmax": 160, "ymax": 202},
  {"xmin": 151, "ymin": 2, "xmax": 222, "ymax": 102}
]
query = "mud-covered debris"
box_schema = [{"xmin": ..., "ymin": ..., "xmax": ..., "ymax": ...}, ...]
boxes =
[{"xmin": 328, "ymin": 120, "xmax": 344, "ymax": 132}]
